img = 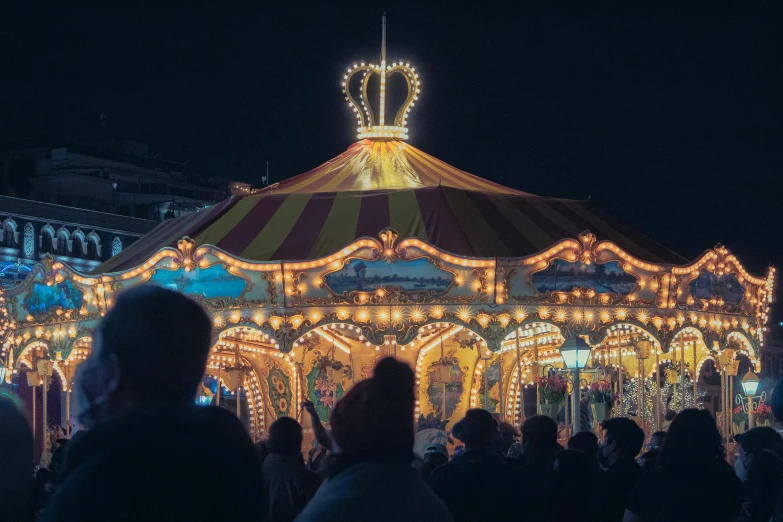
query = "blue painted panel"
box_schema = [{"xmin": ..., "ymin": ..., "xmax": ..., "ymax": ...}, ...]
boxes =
[
  {"xmin": 149, "ymin": 264, "xmax": 246, "ymax": 299},
  {"xmin": 532, "ymin": 259, "xmax": 636, "ymax": 295},
  {"xmin": 325, "ymin": 258, "xmax": 453, "ymax": 294}
]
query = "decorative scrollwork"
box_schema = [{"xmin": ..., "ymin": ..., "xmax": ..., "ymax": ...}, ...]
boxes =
[
  {"xmin": 289, "ymin": 271, "xmax": 307, "ymax": 307},
  {"xmin": 261, "ymin": 272, "xmax": 280, "ymax": 307},
  {"xmin": 472, "ymin": 268, "xmax": 491, "ymax": 304}
]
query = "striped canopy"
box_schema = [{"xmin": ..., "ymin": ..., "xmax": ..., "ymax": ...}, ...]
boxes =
[{"xmin": 97, "ymin": 140, "xmax": 685, "ymax": 273}]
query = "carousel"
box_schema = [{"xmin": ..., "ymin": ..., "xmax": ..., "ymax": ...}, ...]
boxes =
[{"xmin": 0, "ymin": 19, "xmax": 775, "ymax": 463}]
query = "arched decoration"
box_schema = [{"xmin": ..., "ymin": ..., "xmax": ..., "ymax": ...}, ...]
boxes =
[
  {"xmin": 726, "ymin": 331, "xmax": 760, "ymax": 370},
  {"xmin": 14, "ymin": 340, "xmax": 50, "ymax": 369},
  {"xmin": 86, "ymin": 232, "xmax": 101, "ymax": 260},
  {"xmin": 55, "ymin": 227, "xmax": 72, "ymax": 254},
  {"xmin": 72, "ymin": 229, "xmax": 86, "ymax": 258},
  {"xmin": 23, "ymin": 223, "xmax": 34, "ymax": 258},
  {"xmin": 111, "ymin": 237, "xmax": 122, "ymax": 257},
  {"xmin": 413, "ymin": 322, "xmax": 481, "ymax": 427},
  {"xmin": 500, "ymin": 321, "xmax": 566, "ymax": 422},
  {"xmin": 2, "ymin": 218, "xmax": 18, "ymax": 247},
  {"xmin": 39, "ymin": 225, "xmax": 55, "ymax": 254},
  {"xmin": 63, "ymin": 337, "xmax": 92, "ymax": 365}
]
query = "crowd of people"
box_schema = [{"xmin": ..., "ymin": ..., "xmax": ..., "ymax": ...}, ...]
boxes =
[{"xmin": 3, "ymin": 286, "xmax": 783, "ymax": 521}]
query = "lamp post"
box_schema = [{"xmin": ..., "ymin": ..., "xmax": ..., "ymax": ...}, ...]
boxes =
[
  {"xmin": 558, "ymin": 336, "xmax": 592, "ymax": 435},
  {"xmin": 737, "ymin": 369, "xmax": 764, "ymax": 429}
]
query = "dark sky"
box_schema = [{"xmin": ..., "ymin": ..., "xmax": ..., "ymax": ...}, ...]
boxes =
[{"xmin": 2, "ymin": 2, "xmax": 781, "ymax": 280}]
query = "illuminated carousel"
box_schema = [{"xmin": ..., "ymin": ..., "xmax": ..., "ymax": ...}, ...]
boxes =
[{"xmin": 1, "ymin": 20, "xmax": 775, "ymax": 458}]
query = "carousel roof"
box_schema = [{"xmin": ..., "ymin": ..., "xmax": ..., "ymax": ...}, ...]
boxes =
[
  {"xmin": 96, "ymin": 138, "xmax": 686, "ymax": 273},
  {"xmin": 94, "ymin": 22, "xmax": 688, "ymax": 274}
]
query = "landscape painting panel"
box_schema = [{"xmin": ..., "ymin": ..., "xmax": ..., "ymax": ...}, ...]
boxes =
[
  {"xmin": 149, "ymin": 264, "xmax": 246, "ymax": 299},
  {"xmin": 325, "ymin": 257, "xmax": 453, "ymax": 294},
  {"xmin": 23, "ymin": 279, "xmax": 84, "ymax": 316},
  {"xmin": 532, "ymin": 260, "xmax": 636, "ymax": 295},
  {"xmin": 690, "ymin": 271, "xmax": 744, "ymax": 304}
]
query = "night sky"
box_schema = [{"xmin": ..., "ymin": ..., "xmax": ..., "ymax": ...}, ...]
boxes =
[{"xmin": 2, "ymin": 3, "xmax": 781, "ymax": 285}]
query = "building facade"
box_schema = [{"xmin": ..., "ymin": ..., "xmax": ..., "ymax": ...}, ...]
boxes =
[{"xmin": 0, "ymin": 138, "xmax": 228, "ymax": 287}]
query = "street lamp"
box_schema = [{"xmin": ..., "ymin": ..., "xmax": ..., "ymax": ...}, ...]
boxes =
[
  {"xmin": 558, "ymin": 336, "xmax": 591, "ymax": 435},
  {"xmin": 737, "ymin": 369, "xmax": 764, "ymax": 429}
]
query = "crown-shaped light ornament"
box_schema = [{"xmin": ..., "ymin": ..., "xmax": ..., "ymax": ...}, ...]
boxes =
[{"xmin": 341, "ymin": 14, "xmax": 421, "ymax": 140}]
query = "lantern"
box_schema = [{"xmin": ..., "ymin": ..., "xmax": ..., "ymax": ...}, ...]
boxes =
[
  {"xmin": 559, "ymin": 336, "xmax": 591, "ymax": 370},
  {"xmin": 26, "ymin": 371, "xmax": 42, "ymax": 387},
  {"xmin": 666, "ymin": 368, "xmax": 680, "ymax": 385},
  {"xmin": 741, "ymin": 370, "xmax": 760, "ymax": 396},
  {"xmin": 636, "ymin": 340, "xmax": 652, "ymax": 360}
]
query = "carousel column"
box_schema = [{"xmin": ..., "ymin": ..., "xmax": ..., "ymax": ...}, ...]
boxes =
[
  {"xmin": 693, "ymin": 342, "xmax": 698, "ymax": 407},
  {"xmin": 680, "ymin": 343, "xmax": 685, "ymax": 411},
  {"xmin": 655, "ymin": 347, "xmax": 661, "ymax": 431},
  {"xmin": 514, "ymin": 331, "xmax": 524, "ymax": 422},
  {"xmin": 215, "ymin": 366, "xmax": 221, "ymax": 406},
  {"xmin": 617, "ymin": 329, "xmax": 623, "ymax": 417},
  {"xmin": 498, "ymin": 350, "xmax": 504, "ymax": 421}
]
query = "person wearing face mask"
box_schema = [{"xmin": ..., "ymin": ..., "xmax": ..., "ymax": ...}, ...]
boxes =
[
  {"xmin": 594, "ymin": 418, "xmax": 644, "ymax": 522},
  {"xmin": 40, "ymin": 286, "xmax": 268, "ymax": 522}
]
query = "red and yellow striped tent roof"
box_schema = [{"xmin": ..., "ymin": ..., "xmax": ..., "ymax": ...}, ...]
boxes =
[{"xmin": 96, "ymin": 140, "xmax": 686, "ymax": 273}]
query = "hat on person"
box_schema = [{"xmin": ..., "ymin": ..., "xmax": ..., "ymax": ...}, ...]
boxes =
[
  {"xmin": 425, "ymin": 443, "xmax": 448, "ymax": 458},
  {"xmin": 329, "ymin": 357, "xmax": 415, "ymax": 461},
  {"xmin": 734, "ymin": 426, "xmax": 782, "ymax": 455}
]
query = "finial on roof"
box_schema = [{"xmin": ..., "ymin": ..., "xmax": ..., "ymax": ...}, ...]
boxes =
[{"xmin": 341, "ymin": 14, "xmax": 421, "ymax": 141}]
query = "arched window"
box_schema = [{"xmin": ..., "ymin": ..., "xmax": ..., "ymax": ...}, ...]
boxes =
[
  {"xmin": 111, "ymin": 236, "xmax": 122, "ymax": 257},
  {"xmin": 23, "ymin": 223, "xmax": 34, "ymax": 258},
  {"xmin": 2, "ymin": 219, "xmax": 17, "ymax": 247},
  {"xmin": 40, "ymin": 226, "xmax": 55, "ymax": 254},
  {"xmin": 56, "ymin": 228, "xmax": 70, "ymax": 254},
  {"xmin": 87, "ymin": 233, "xmax": 101, "ymax": 260},
  {"xmin": 72, "ymin": 235, "xmax": 84, "ymax": 259}
]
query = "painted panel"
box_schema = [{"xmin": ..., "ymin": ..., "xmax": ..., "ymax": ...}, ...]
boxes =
[
  {"xmin": 690, "ymin": 271, "xmax": 744, "ymax": 304},
  {"xmin": 149, "ymin": 264, "xmax": 246, "ymax": 299},
  {"xmin": 324, "ymin": 258, "xmax": 453, "ymax": 294},
  {"xmin": 267, "ymin": 366, "xmax": 293, "ymax": 419},
  {"xmin": 23, "ymin": 279, "xmax": 85, "ymax": 316},
  {"xmin": 306, "ymin": 363, "xmax": 345, "ymax": 421},
  {"xmin": 532, "ymin": 259, "xmax": 636, "ymax": 295},
  {"xmin": 478, "ymin": 357, "xmax": 500, "ymax": 413},
  {"xmin": 427, "ymin": 358, "xmax": 465, "ymax": 421}
]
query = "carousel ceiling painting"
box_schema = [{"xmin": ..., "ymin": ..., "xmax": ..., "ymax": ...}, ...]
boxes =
[{"xmin": 0, "ymin": 17, "xmax": 774, "ymax": 444}]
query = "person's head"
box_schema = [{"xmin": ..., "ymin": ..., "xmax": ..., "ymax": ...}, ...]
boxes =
[
  {"xmin": 771, "ymin": 378, "xmax": 783, "ymax": 422},
  {"xmin": 521, "ymin": 415, "xmax": 558, "ymax": 457},
  {"xmin": 648, "ymin": 431, "xmax": 666, "ymax": 452},
  {"xmin": 599, "ymin": 417, "xmax": 645, "ymax": 468},
  {"xmin": 567, "ymin": 430, "xmax": 598, "ymax": 462},
  {"xmin": 266, "ymin": 417, "xmax": 304, "ymax": 457},
  {"xmin": 658, "ymin": 408, "xmax": 723, "ymax": 476},
  {"xmin": 74, "ymin": 286, "xmax": 212, "ymax": 427},
  {"xmin": 734, "ymin": 426, "xmax": 782, "ymax": 481},
  {"xmin": 329, "ymin": 357, "xmax": 414, "ymax": 461},
  {"xmin": 453, "ymin": 409, "xmax": 496, "ymax": 449},
  {"xmin": 423, "ymin": 443, "xmax": 449, "ymax": 469},
  {"xmin": 498, "ymin": 421, "xmax": 520, "ymax": 440},
  {"xmin": 0, "ymin": 398, "xmax": 33, "ymax": 519}
]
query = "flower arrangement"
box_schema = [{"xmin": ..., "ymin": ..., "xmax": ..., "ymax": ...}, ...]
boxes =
[
  {"xmin": 733, "ymin": 405, "xmax": 748, "ymax": 424},
  {"xmin": 589, "ymin": 380, "xmax": 615, "ymax": 406},
  {"xmin": 756, "ymin": 402, "xmax": 773, "ymax": 422},
  {"xmin": 538, "ymin": 374, "xmax": 567, "ymax": 405}
]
